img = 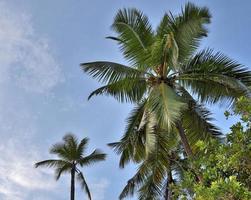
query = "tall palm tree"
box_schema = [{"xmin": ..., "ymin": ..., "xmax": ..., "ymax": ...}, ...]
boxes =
[
  {"xmin": 35, "ymin": 134, "xmax": 106, "ymax": 200},
  {"xmin": 81, "ymin": 2, "xmax": 251, "ymax": 158}
]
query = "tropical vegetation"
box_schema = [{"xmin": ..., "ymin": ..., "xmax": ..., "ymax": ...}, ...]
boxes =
[{"xmin": 80, "ymin": 2, "xmax": 251, "ymax": 199}]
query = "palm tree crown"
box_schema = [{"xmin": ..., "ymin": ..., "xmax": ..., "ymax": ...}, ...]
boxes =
[
  {"xmin": 35, "ymin": 133, "xmax": 106, "ymax": 200},
  {"xmin": 81, "ymin": 2, "xmax": 251, "ymax": 152},
  {"xmin": 80, "ymin": 2, "xmax": 251, "ymax": 199}
]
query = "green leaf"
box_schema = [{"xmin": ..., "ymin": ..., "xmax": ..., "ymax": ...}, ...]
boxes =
[
  {"xmin": 111, "ymin": 8, "xmax": 154, "ymax": 66},
  {"xmin": 78, "ymin": 149, "xmax": 106, "ymax": 166},
  {"xmin": 170, "ymin": 2, "xmax": 211, "ymax": 62},
  {"xmin": 108, "ymin": 100, "xmax": 147, "ymax": 167},
  {"xmin": 81, "ymin": 61, "xmax": 145, "ymax": 84},
  {"xmin": 77, "ymin": 172, "xmax": 92, "ymax": 200},
  {"xmin": 147, "ymin": 83, "xmax": 187, "ymax": 129},
  {"xmin": 88, "ymin": 78, "xmax": 147, "ymax": 103},
  {"xmin": 178, "ymin": 49, "xmax": 251, "ymax": 105}
]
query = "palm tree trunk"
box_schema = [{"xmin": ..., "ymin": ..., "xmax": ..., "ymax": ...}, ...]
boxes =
[
  {"xmin": 176, "ymin": 121, "xmax": 193, "ymax": 156},
  {"xmin": 71, "ymin": 167, "xmax": 75, "ymax": 200},
  {"xmin": 165, "ymin": 168, "xmax": 174, "ymax": 200},
  {"xmin": 176, "ymin": 121, "xmax": 203, "ymax": 182}
]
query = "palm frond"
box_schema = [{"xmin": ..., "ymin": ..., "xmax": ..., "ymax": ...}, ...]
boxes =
[
  {"xmin": 88, "ymin": 78, "xmax": 147, "ymax": 103},
  {"xmin": 55, "ymin": 163, "xmax": 72, "ymax": 180},
  {"xmin": 183, "ymin": 104, "xmax": 221, "ymax": 144},
  {"xmin": 77, "ymin": 172, "xmax": 92, "ymax": 200},
  {"xmin": 145, "ymin": 114, "xmax": 157, "ymax": 155},
  {"xmin": 178, "ymin": 49, "xmax": 251, "ymax": 105},
  {"xmin": 108, "ymin": 100, "xmax": 147, "ymax": 167},
  {"xmin": 111, "ymin": 8, "xmax": 154, "ymax": 66},
  {"xmin": 34, "ymin": 159, "xmax": 69, "ymax": 169},
  {"xmin": 171, "ymin": 2, "xmax": 211, "ymax": 62},
  {"xmin": 146, "ymin": 83, "xmax": 187, "ymax": 129},
  {"xmin": 119, "ymin": 130, "xmax": 178, "ymax": 199},
  {"xmin": 137, "ymin": 174, "xmax": 163, "ymax": 200},
  {"xmin": 119, "ymin": 163, "xmax": 147, "ymax": 199},
  {"xmin": 77, "ymin": 137, "xmax": 89, "ymax": 157},
  {"xmin": 148, "ymin": 33, "xmax": 179, "ymax": 73},
  {"xmin": 61, "ymin": 133, "xmax": 79, "ymax": 160},
  {"xmin": 78, "ymin": 149, "xmax": 106, "ymax": 166},
  {"xmin": 81, "ymin": 61, "xmax": 146, "ymax": 85},
  {"xmin": 156, "ymin": 13, "xmax": 172, "ymax": 38},
  {"xmin": 176, "ymin": 86, "xmax": 222, "ymax": 142},
  {"xmin": 49, "ymin": 143, "xmax": 71, "ymax": 161}
]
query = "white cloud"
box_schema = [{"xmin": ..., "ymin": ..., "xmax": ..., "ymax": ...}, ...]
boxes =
[
  {"xmin": 0, "ymin": 138, "xmax": 57, "ymax": 200},
  {"xmin": 89, "ymin": 178, "xmax": 110, "ymax": 200},
  {"xmin": 0, "ymin": 1, "xmax": 64, "ymax": 199},
  {"xmin": 0, "ymin": 1, "xmax": 63, "ymax": 94}
]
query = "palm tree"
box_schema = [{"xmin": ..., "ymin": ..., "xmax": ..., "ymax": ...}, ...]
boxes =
[
  {"xmin": 81, "ymin": 3, "xmax": 251, "ymax": 199},
  {"xmin": 81, "ymin": 2, "xmax": 251, "ymax": 159},
  {"xmin": 115, "ymin": 127, "xmax": 184, "ymax": 200},
  {"xmin": 35, "ymin": 133, "xmax": 106, "ymax": 200}
]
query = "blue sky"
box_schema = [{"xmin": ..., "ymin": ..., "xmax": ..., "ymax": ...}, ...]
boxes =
[{"xmin": 0, "ymin": 0, "xmax": 250, "ymax": 199}]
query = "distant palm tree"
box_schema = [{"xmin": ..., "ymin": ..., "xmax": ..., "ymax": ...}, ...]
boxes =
[{"xmin": 35, "ymin": 134, "xmax": 106, "ymax": 200}]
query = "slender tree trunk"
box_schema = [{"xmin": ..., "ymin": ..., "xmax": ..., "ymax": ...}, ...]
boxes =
[
  {"xmin": 165, "ymin": 168, "xmax": 174, "ymax": 200},
  {"xmin": 176, "ymin": 121, "xmax": 203, "ymax": 182},
  {"xmin": 71, "ymin": 166, "xmax": 75, "ymax": 200},
  {"xmin": 176, "ymin": 121, "xmax": 193, "ymax": 156}
]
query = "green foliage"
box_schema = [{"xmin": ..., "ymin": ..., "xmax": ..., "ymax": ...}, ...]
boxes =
[
  {"xmin": 81, "ymin": 1, "xmax": 251, "ymax": 199},
  {"xmin": 174, "ymin": 97, "xmax": 251, "ymax": 199},
  {"xmin": 195, "ymin": 176, "xmax": 251, "ymax": 200}
]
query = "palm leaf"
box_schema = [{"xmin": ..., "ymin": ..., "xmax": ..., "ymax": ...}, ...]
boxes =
[
  {"xmin": 155, "ymin": 13, "xmax": 172, "ymax": 38},
  {"xmin": 119, "ymin": 162, "xmax": 148, "ymax": 199},
  {"xmin": 111, "ymin": 8, "xmax": 154, "ymax": 66},
  {"xmin": 171, "ymin": 2, "xmax": 211, "ymax": 62},
  {"xmin": 108, "ymin": 100, "xmax": 147, "ymax": 167},
  {"xmin": 34, "ymin": 159, "xmax": 69, "ymax": 169},
  {"xmin": 81, "ymin": 61, "xmax": 146, "ymax": 84},
  {"xmin": 55, "ymin": 163, "xmax": 72, "ymax": 180},
  {"xmin": 146, "ymin": 83, "xmax": 187, "ymax": 129},
  {"xmin": 119, "ymin": 130, "xmax": 178, "ymax": 199},
  {"xmin": 178, "ymin": 49, "xmax": 251, "ymax": 105},
  {"xmin": 78, "ymin": 149, "xmax": 106, "ymax": 166},
  {"xmin": 77, "ymin": 137, "xmax": 89, "ymax": 157},
  {"xmin": 88, "ymin": 78, "xmax": 147, "ymax": 103},
  {"xmin": 77, "ymin": 172, "xmax": 92, "ymax": 200}
]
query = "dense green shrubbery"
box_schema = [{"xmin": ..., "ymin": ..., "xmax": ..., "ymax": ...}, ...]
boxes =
[{"xmin": 174, "ymin": 97, "xmax": 251, "ymax": 200}]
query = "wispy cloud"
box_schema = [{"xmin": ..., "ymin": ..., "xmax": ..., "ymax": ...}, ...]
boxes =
[
  {"xmin": 90, "ymin": 179, "xmax": 110, "ymax": 200},
  {"xmin": 0, "ymin": 1, "xmax": 63, "ymax": 199},
  {"xmin": 0, "ymin": 1, "xmax": 109, "ymax": 200},
  {"xmin": 0, "ymin": 1, "xmax": 63, "ymax": 94}
]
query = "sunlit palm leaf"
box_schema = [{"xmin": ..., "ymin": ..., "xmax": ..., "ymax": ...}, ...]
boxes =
[
  {"xmin": 171, "ymin": 2, "xmax": 211, "ymax": 62},
  {"xmin": 81, "ymin": 61, "xmax": 146, "ymax": 84},
  {"xmin": 111, "ymin": 8, "xmax": 154, "ymax": 66},
  {"xmin": 178, "ymin": 49, "xmax": 251, "ymax": 104},
  {"xmin": 88, "ymin": 78, "xmax": 147, "ymax": 103},
  {"xmin": 147, "ymin": 83, "xmax": 187, "ymax": 129}
]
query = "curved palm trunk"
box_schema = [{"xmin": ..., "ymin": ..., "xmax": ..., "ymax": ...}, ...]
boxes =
[
  {"xmin": 71, "ymin": 167, "xmax": 75, "ymax": 200},
  {"xmin": 176, "ymin": 121, "xmax": 203, "ymax": 182}
]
